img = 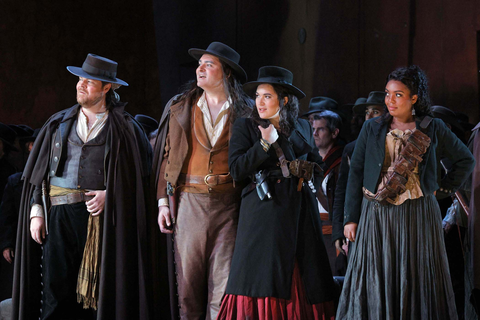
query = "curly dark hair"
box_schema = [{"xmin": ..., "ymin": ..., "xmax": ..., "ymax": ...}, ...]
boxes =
[
  {"xmin": 251, "ymin": 84, "xmax": 299, "ymax": 137},
  {"xmin": 386, "ymin": 65, "xmax": 431, "ymax": 117},
  {"xmin": 174, "ymin": 62, "xmax": 252, "ymax": 123}
]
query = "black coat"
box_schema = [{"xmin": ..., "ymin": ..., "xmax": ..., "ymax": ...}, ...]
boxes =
[
  {"xmin": 225, "ymin": 118, "xmax": 335, "ymax": 304},
  {"xmin": 12, "ymin": 103, "xmax": 154, "ymax": 320},
  {"xmin": 331, "ymin": 139, "xmax": 356, "ymax": 243}
]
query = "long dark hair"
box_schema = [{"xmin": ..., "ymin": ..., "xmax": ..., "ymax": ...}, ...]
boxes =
[
  {"xmin": 386, "ymin": 65, "xmax": 431, "ymax": 117},
  {"xmin": 175, "ymin": 62, "xmax": 251, "ymax": 122},
  {"xmin": 251, "ymin": 84, "xmax": 299, "ymax": 137}
]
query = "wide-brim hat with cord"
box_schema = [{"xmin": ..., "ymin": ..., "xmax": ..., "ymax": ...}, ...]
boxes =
[
  {"xmin": 67, "ymin": 53, "xmax": 128, "ymax": 87},
  {"xmin": 0, "ymin": 122, "xmax": 19, "ymax": 152},
  {"xmin": 188, "ymin": 42, "xmax": 247, "ymax": 84},
  {"xmin": 243, "ymin": 66, "xmax": 305, "ymax": 99},
  {"xmin": 301, "ymin": 96, "xmax": 339, "ymax": 117},
  {"xmin": 352, "ymin": 91, "xmax": 386, "ymax": 114}
]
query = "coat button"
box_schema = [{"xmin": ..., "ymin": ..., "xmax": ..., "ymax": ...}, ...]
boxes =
[
  {"xmin": 50, "ymin": 170, "xmax": 55, "ymax": 175},
  {"xmin": 378, "ymin": 163, "xmax": 382, "ymax": 167},
  {"xmin": 55, "ymin": 143, "xmax": 60, "ymax": 148},
  {"xmin": 54, "ymin": 156, "xmax": 59, "ymax": 162}
]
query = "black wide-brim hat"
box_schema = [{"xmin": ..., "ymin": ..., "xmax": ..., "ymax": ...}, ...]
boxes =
[
  {"xmin": 301, "ymin": 96, "xmax": 338, "ymax": 117},
  {"xmin": 0, "ymin": 122, "xmax": 19, "ymax": 152},
  {"xmin": 189, "ymin": 42, "xmax": 247, "ymax": 84},
  {"xmin": 20, "ymin": 128, "xmax": 40, "ymax": 143},
  {"xmin": 135, "ymin": 114, "xmax": 159, "ymax": 136},
  {"xmin": 430, "ymin": 105, "xmax": 464, "ymax": 133},
  {"xmin": 352, "ymin": 91, "xmax": 386, "ymax": 114},
  {"xmin": 67, "ymin": 53, "xmax": 128, "ymax": 86},
  {"xmin": 243, "ymin": 66, "xmax": 305, "ymax": 99}
]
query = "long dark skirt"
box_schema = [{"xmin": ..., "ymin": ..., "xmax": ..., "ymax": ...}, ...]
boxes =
[{"xmin": 337, "ymin": 194, "xmax": 458, "ymax": 319}]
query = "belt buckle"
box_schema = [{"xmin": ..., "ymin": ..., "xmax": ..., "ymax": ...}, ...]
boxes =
[{"xmin": 204, "ymin": 174, "xmax": 216, "ymax": 187}]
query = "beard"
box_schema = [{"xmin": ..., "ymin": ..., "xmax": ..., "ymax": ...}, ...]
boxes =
[{"xmin": 77, "ymin": 92, "xmax": 104, "ymax": 108}]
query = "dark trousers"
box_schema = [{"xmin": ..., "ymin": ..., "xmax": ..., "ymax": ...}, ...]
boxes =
[{"xmin": 41, "ymin": 202, "xmax": 95, "ymax": 320}]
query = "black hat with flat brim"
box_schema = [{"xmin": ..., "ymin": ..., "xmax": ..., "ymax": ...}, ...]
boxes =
[
  {"xmin": 189, "ymin": 42, "xmax": 247, "ymax": 83},
  {"xmin": 243, "ymin": 66, "xmax": 305, "ymax": 99},
  {"xmin": 353, "ymin": 91, "xmax": 386, "ymax": 114},
  {"xmin": 135, "ymin": 114, "xmax": 159, "ymax": 136},
  {"xmin": 0, "ymin": 122, "xmax": 19, "ymax": 152},
  {"xmin": 430, "ymin": 105, "xmax": 464, "ymax": 133},
  {"xmin": 67, "ymin": 53, "xmax": 128, "ymax": 86},
  {"xmin": 301, "ymin": 96, "xmax": 338, "ymax": 117},
  {"xmin": 20, "ymin": 128, "xmax": 40, "ymax": 143}
]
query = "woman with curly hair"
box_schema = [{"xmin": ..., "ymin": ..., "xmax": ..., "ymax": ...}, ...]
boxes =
[
  {"xmin": 216, "ymin": 66, "xmax": 336, "ymax": 320},
  {"xmin": 337, "ymin": 65, "xmax": 475, "ymax": 319}
]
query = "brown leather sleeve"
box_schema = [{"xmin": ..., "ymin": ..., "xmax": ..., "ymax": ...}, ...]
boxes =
[{"xmin": 156, "ymin": 133, "xmax": 170, "ymax": 200}]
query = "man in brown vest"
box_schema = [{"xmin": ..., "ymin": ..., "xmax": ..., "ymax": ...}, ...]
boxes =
[{"xmin": 154, "ymin": 42, "xmax": 251, "ymax": 320}]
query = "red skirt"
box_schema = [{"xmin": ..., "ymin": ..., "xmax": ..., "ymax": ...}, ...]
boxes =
[{"xmin": 216, "ymin": 263, "xmax": 335, "ymax": 320}]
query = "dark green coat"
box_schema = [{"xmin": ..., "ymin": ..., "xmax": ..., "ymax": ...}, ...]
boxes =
[
  {"xmin": 344, "ymin": 115, "xmax": 475, "ymax": 225},
  {"xmin": 225, "ymin": 117, "xmax": 335, "ymax": 304}
]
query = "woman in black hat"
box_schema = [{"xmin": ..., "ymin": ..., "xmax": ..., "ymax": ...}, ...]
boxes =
[
  {"xmin": 337, "ymin": 65, "xmax": 473, "ymax": 319},
  {"xmin": 217, "ymin": 66, "xmax": 336, "ymax": 320}
]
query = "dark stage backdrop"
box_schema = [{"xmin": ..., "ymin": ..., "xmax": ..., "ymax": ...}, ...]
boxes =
[
  {"xmin": 1, "ymin": 0, "xmax": 480, "ymax": 127},
  {"xmin": 152, "ymin": 0, "xmax": 480, "ymax": 125},
  {"xmin": 0, "ymin": 0, "xmax": 161, "ymax": 129}
]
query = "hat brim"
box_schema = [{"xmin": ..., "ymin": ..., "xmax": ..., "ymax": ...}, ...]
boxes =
[
  {"xmin": 243, "ymin": 81, "xmax": 305, "ymax": 100},
  {"xmin": 67, "ymin": 66, "xmax": 129, "ymax": 86},
  {"xmin": 188, "ymin": 49, "xmax": 247, "ymax": 84},
  {"xmin": 0, "ymin": 138, "xmax": 19, "ymax": 152},
  {"xmin": 352, "ymin": 102, "xmax": 386, "ymax": 114}
]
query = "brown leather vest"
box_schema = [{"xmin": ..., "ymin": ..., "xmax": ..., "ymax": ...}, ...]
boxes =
[{"xmin": 179, "ymin": 104, "xmax": 234, "ymax": 194}]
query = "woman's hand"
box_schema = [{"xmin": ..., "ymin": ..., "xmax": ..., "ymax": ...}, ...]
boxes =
[
  {"xmin": 344, "ymin": 222, "xmax": 358, "ymax": 242},
  {"xmin": 258, "ymin": 124, "xmax": 279, "ymax": 144}
]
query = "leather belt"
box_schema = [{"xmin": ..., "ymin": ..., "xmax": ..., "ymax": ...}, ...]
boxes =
[
  {"xmin": 50, "ymin": 193, "xmax": 95, "ymax": 206},
  {"xmin": 178, "ymin": 173, "xmax": 233, "ymax": 188}
]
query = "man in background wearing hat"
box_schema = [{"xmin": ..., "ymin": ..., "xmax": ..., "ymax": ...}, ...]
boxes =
[
  {"xmin": 302, "ymin": 96, "xmax": 339, "ymax": 126},
  {"xmin": 311, "ymin": 110, "xmax": 344, "ymax": 275},
  {"xmin": 332, "ymin": 92, "xmax": 387, "ymax": 274},
  {"xmin": 153, "ymin": 42, "xmax": 252, "ymax": 320},
  {"xmin": 135, "ymin": 114, "xmax": 159, "ymax": 148},
  {"xmin": 12, "ymin": 54, "xmax": 152, "ymax": 320},
  {"xmin": 0, "ymin": 123, "xmax": 19, "ymax": 202},
  {"xmin": 0, "ymin": 128, "xmax": 38, "ymax": 308},
  {"xmin": 430, "ymin": 105, "xmax": 469, "ymax": 319}
]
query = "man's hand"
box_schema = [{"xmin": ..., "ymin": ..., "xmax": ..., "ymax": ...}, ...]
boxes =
[
  {"xmin": 335, "ymin": 238, "xmax": 347, "ymax": 256},
  {"xmin": 158, "ymin": 206, "xmax": 174, "ymax": 234},
  {"xmin": 2, "ymin": 248, "xmax": 14, "ymax": 264},
  {"xmin": 30, "ymin": 217, "xmax": 46, "ymax": 244},
  {"xmin": 344, "ymin": 222, "xmax": 358, "ymax": 243},
  {"xmin": 85, "ymin": 190, "xmax": 106, "ymax": 216}
]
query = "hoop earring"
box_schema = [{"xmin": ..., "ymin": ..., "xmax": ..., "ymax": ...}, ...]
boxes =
[{"xmin": 412, "ymin": 108, "xmax": 416, "ymax": 116}]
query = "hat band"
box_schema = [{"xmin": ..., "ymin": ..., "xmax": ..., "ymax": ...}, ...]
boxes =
[
  {"xmin": 82, "ymin": 62, "xmax": 116, "ymax": 81},
  {"xmin": 256, "ymin": 76, "xmax": 293, "ymax": 86}
]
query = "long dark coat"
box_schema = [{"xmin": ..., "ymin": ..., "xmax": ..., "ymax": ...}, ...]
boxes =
[
  {"xmin": 12, "ymin": 103, "xmax": 154, "ymax": 320},
  {"xmin": 225, "ymin": 117, "xmax": 336, "ymax": 304}
]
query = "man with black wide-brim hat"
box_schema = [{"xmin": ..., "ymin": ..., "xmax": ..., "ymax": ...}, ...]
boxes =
[
  {"xmin": 12, "ymin": 54, "xmax": 152, "ymax": 320},
  {"xmin": 153, "ymin": 41, "xmax": 252, "ymax": 320}
]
